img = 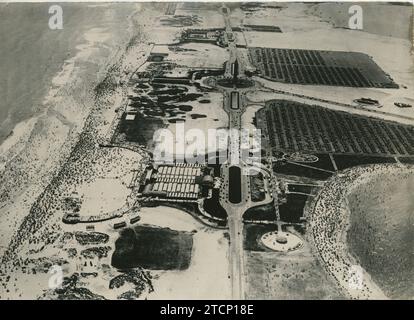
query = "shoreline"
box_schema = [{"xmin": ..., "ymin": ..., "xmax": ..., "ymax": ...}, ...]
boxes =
[
  {"xmin": 0, "ymin": 4, "xmax": 165, "ymax": 299},
  {"xmin": 0, "ymin": 5, "xmax": 139, "ymax": 259},
  {"xmin": 0, "ymin": 3, "xmax": 137, "ymax": 153}
]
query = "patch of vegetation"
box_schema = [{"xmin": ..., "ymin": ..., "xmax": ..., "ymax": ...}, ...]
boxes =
[
  {"xmin": 117, "ymin": 290, "xmax": 139, "ymax": 300},
  {"xmin": 176, "ymin": 93, "xmax": 203, "ymax": 103},
  {"xmin": 168, "ymin": 118, "xmax": 186, "ymax": 124},
  {"xmin": 283, "ymin": 223, "xmax": 306, "ymax": 235},
  {"xmin": 190, "ymin": 113, "xmax": 207, "ymax": 119},
  {"xmin": 160, "ymin": 15, "xmax": 202, "ymax": 27},
  {"xmin": 203, "ymin": 189, "xmax": 228, "ymax": 220},
  {"xmin": 245, "ymin": 251, "xmax": 345, "ymax": 299},
  {"xmin": 243, "ymin": 224, "xmax": 277, "ymax": 251},
  {"xmin": 60, "ymin": 232, "xmax": 74, "ymax": 245},
  {"xmin": 61, "ymin": 197, "xmax": 81, "ymax": 212},
  {"xmin": 111, "ymin": 225, "xmax": 193, "ymax": 270},
  {"xmin": 307, "ymin": 153, "xmax": 335, "ymax": 171},
  {"xmin": 279, "ymin": 194, "xmax": 308, "ymax": 223},
  {"xmin": 243, "ymin": 203, "xmax": 276, "ymax": 221},
  {"xmin": 273, "ymin": 161, "xmax": 333, "ymax": 180},
  {"xmin": 40, "ymin": 273, "xmax": 106, "ymax": 300},
  {"xmin": 27, "ymin": 256, "xmax": 69, "ymax": 273},
  {"xmin": 287, "ymin": 184, "xmax": 313, "ymax": 194},
  {"xmin": 66, "ymin": 248, "xmax": 77, "ymax": 259},
  {"xmin": 74, "ymin": 232, "xmax": 109, "ymax": 246},
  {"xmin": 178, "ymin": 105, "xmax": 193, "ymax": 112},
  {"xmin": 94, "ymin": 71, "xmax": 118, "ymax": 97},
  {"xmin": 116, "ymin": 112, "xmax": 166, "ymax": 147},
  {"xmin": 398, "ymin": 156, "xmax": 414, "ymax": 164},
  {"xmin": 80, "ymin": 246, "xmax": 112, "ymax": 259},
  {"xmin": 250, "ymin": 172, "xmax": 266, "ymax": 202},
  {"xmin": 333, "ymin": 154, "xmax": 396, "ymax": 170},
  {"xmin": 110, "ymin": 268, "xmax": 153, "ymax": 299}
]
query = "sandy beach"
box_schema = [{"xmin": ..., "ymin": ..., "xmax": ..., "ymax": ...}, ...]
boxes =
[
  {"xmin": 0, "ymin": 3, "xmax": 146, "ymax": 296},
  {"xmin": 0, "ymin": 2, "xmax": 143, "ymax": 252}
]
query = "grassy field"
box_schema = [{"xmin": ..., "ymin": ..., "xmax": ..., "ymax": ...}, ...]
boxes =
[
  {"xmin": 245, "ymin": 242, "xmax": 344, "ymax": 299},
  {"xmin": 279, "ymin": 193, "xmax": 308, "ymax": 223},
  {"xmin": 243, "ymin": 223, "xmax": 277, "ymax": 251},
  {"xmin": 334, "ymin": 154, "xmax": 396, "ymax": 170},
  {"xmin": 398, "ymin": 157, "xmax": 414, "ymax": 165},
  {"xmin": 244, "ymin": 223, "xmax": 343, "ymax": 299},
  {"xmin": 243, "ymin": 203, "xmax": 276, "ymax": 222},
  {"xmin": 273, "ymin": 161, "xmax": 333, "ymax": 180}
]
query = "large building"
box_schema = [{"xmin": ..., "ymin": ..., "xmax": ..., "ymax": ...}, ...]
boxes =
[{"xmin": 138, "ymin": 163, "xmax": 215, "ymax": 202}]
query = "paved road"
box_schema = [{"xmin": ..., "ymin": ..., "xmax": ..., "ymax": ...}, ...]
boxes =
[
  {"xmin": 219, "ymin": 4, "xmax": 260, "ymax": 300},
  {"xmin": 219, "ymin": 88, "xmax": 251, "ymax": 300},
  {"xmin": 218, "ymin": 3, "xmax": 280, "ymax": 300}
]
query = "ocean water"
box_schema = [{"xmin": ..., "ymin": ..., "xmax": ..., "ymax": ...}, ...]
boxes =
[{"xmin": 0, "ymin": 3, "xmax": 132, "ymax": 145}]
